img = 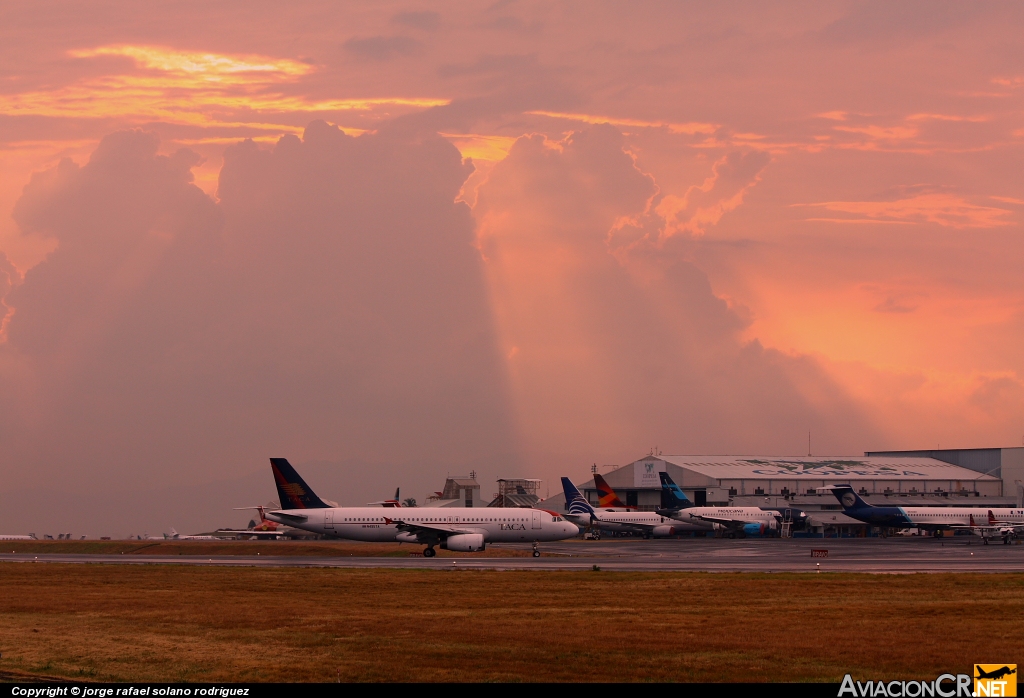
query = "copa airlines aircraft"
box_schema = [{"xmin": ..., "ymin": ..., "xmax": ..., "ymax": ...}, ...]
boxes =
[
  {"xmin": 657, "ymin": 472, "xmax": 808, "ymax": 537},
  {"xmin": 560, "ymin": 478, "xmax": 702, "ymax": 536},
  {"xmin": 827, "ymin": 485, "xmax": 1024, "ymax": 544},
  {"xmin": 264, "ymin": 458, "xmax": 579, "ymax": 557}
]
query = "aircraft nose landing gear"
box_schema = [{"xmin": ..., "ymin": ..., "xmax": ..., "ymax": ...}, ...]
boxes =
[{"xmin": 532, "ymin": 542, "xmax": 540, "ymax": 557}]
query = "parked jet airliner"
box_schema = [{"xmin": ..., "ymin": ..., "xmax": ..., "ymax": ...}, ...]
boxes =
[
  {"xmin": 264, "ymin": 459, "xmax": 579, "ymax": 557},
  {"xmin": 827, "ymin": 485, "xmax": 1024, "ymax": 544},
  {"xmin": 165, "ymin": 528, "xmax": 221, "ymax": 541},
  {"xmin": 657, "ymin": 472, "xmax": 808, "ymax": 537},
  {"xmin": 560, "ymin": 478, "xmax": 703, "ymax": 536}
]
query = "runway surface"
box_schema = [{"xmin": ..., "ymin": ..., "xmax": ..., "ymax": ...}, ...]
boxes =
[{"xmin": 3, "ymin": 537, "xmax": 1024, "ymax": 572}]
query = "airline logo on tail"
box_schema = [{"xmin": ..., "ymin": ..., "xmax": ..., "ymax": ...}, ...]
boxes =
[
  {"xmin": 561, "ymin": 477, "xmax": 595, "ymax": 516},
  {"xmin": 659, "ymin": 472, "xmax": 693, "ymax": 510},
  {"xmin": 975, "ymin": 665, "xmax": 1016, "ymax": 697},
  {"xmin": 831, "ymin": 485, "xmax": 871, "ymax": 511},
  {"xmin": 270, "ymin": 458, "xmax": 329, "ymax": 509},
  {"xmin": 593, "ymin": 473, "xmax": 627, "ymax": 508}
]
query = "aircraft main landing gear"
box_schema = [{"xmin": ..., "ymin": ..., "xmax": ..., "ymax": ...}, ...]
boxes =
[{"xmin": 423, "ymin": 547, "xmax": 436, "ymax": 558}]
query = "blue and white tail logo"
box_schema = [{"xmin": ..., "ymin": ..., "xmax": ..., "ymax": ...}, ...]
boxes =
[
  {"xmin": 659, "ymin": 471, "xmax": 693, "ymax": 509},
  {"xmin": 830, "ymin": 485, "xmax": 871, "ymax": 511},
  {"xmin": 561, "ymin": 477, "xmax": 595, "ymax": 516}
]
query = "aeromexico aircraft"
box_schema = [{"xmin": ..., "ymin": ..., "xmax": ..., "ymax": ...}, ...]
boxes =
[
  {"xmin": 827, "ymin": 484, "xmax": 1024, "ymax": 544},
  {"xmin": 560, "ymin": 478, "xmax": 703, "ymax": 536},
  {"xmin": 657, "ymin": 472, "xmax": 809, "ymax": 538},
  {"xmin": 264, "ymin": 458, "xmax": 579, "ymax": 557}
]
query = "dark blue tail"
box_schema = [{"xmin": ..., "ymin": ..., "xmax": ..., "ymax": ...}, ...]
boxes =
[
  {"xmin": 561, "ymin": 477, "xmax": 595, "ymax": 516},
  {"xmin": 270, "ymin": 458, "xmax": 329, "ymax": 509},
  {"xmin": 659, "ymin": 471, "xmax": 693, "ymax": 510},
  {"xmin": 829, "ymin": 485, "xmax": 871, "ymax": 511}
]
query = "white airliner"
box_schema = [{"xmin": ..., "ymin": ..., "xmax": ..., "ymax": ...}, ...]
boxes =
[
  {"xmin": 827, "ymin": 485, "xmax": 1024, "ymax": 544},
  {"xmin": 264, "ymin": 458, "xmax": 580, "ymax": 557},
  {"xmin": 216, "ymin": 505, "xmax": 305, "ymax": 539},
  {"xmin": 165, "ymin": 528, "xmax": 221, "ymax": 541},
  {"xmin": 658, "ymin": 472, "xmax": 808, "ymax": 537},
  {"xmin": 560, "ymin": 478, "xmax": 701, "ymax": 537},
  {"xmin": 0, "ymin": 534, "xmax": 36, "ymax": 541}
]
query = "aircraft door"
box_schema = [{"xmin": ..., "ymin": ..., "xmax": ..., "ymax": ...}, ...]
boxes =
[
  {"xmin": 325, "ymin": 510, "xmax": 334, "ymax": 529},
  {"xmin": 532, "ymin": 510, "xmax": 541, "ymax": 530}
]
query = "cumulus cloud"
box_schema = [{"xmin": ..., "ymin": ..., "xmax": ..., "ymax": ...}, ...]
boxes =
[
  {"xmin": 0, "ymin": 252, "xmax": 19, "ymax": 339},
  {"xmin": 0, "ymin": 123, "xmax": 519, "ymax": 533},
  {"xmin": 474, "ymin": 125, "xmax": 879, "ymax": 462},
  {"xmin": 655, "ymin": 151, "xmax": 771, "ymax": 240}
]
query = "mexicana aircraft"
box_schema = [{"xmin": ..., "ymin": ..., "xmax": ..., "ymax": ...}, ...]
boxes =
[
  {"xmin": 264, "ymin": 458, "xmax": 579, "ymax": 557},
  {"xmin": 657, "ymin": 472, "xmax": 808, "ymax": 537}
]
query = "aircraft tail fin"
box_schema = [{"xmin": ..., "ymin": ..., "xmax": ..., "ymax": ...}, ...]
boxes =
[
  {"xmin": 659, "ymin": 471, "xmax": 693, "ymax": 509},
  {"xmin": 593, "ymin": 473, "xmax": 627, "ymax": 508},
  {"xmin": 270, "ymin": 458, "xmax": 329, "ymax": 509},
  {"xmin": 829, "ymin": 485, "xmax": 871, "ymax": 511},
  {"xmin": 561, "ymin": 477, "xmax": 595, "ymax": 516}
]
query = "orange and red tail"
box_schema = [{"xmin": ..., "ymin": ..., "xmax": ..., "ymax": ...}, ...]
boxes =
[{"xmin": 593, "ymin": 473, "xmax": 628, "ymax": 508}]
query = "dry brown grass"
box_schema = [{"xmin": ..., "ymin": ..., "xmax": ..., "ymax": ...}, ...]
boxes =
[
  {"xmin": 0, "ymin": 563, "xmax": 1021, "ymax": 682},
  {"xmin": 1, "ymin": 540, "xmax": 533, "ymax": 557}
]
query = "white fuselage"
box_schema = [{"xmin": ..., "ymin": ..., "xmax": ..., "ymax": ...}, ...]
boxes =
[
  {"xmin": 567, "ymin": 510, "xmax": 704, "ymax": 534},
  {"xmin": 266, "ymin": 507, "xmax": 580, "ymax": 543},
  {"xmin": 903, "ymin": 507, "xmax": 1024, "ymax": 528},
  {"xmin": 666, "ymin": 507, "xmax": 779, "ymax": 530},
  {"xmin": 0, "ymin": 535, "xmax": 35, "ymax": 541}
]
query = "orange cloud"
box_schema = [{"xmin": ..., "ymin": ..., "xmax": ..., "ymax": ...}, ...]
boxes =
[
  {"xmin": 991, "ymin": 76, "xmax": 1024, "ymax": 87},
  {"xmin": 440, "ymin": 133, "xmax": 518, "ymax": 161},
  {"xmin": 526, "ymin": 110, "xmax": 718, "ymax": 135},
  {"xmin": 797, "ymin": 193, "xmax": 1014, "ymax": 228},
  {"xmin": 655, "ymin": 152, "xmax": 770, "ymax": 239},
  {"xmin": 906, "ymin": 113, "xmax": 987, "ymax": 123},
  {"xmin": 833, "ymin": 124, "xmax": 919, "ymax": 140},
  {"xmin": 70, "ymin": 45, "xmax": 313, "ymax": 81},
  {"xmin": 0, "ymin": 45, "xmax": 448, "ymax": 132}
]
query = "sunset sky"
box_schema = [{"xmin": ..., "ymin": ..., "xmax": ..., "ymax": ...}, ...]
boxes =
[{"xmin": 2, "ymin": 1, "xmax": 1022, "ymax": 534}]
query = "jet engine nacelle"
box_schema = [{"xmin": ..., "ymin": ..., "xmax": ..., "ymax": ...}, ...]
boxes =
[
  {"xmin": 652, "ymin": 525, "xmax": 677, "ymax": 538},
  {"xmin": 743, "ymin": 523, "xmax": 766, "ymax": 536},
  {"xmin": 442, "ymin": 533, "xmax": 486, "ymax": 552}
]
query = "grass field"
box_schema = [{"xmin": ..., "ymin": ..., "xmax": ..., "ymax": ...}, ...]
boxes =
[{"xmin": 0, "ymin": 563, "xmax": 1021, "ymax": 682}]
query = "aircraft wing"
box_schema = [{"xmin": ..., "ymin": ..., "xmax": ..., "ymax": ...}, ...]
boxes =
[
  {"xmin": 685, "ymin": 513, "xmax": 754, "ymax": 529},
  {"xmin": 383, "ymin": 517, "xmax": 482, "ymax": 537},
  {"xmin": 216, "ymin": 530, "xmax": 287, "ymax": 537}
]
